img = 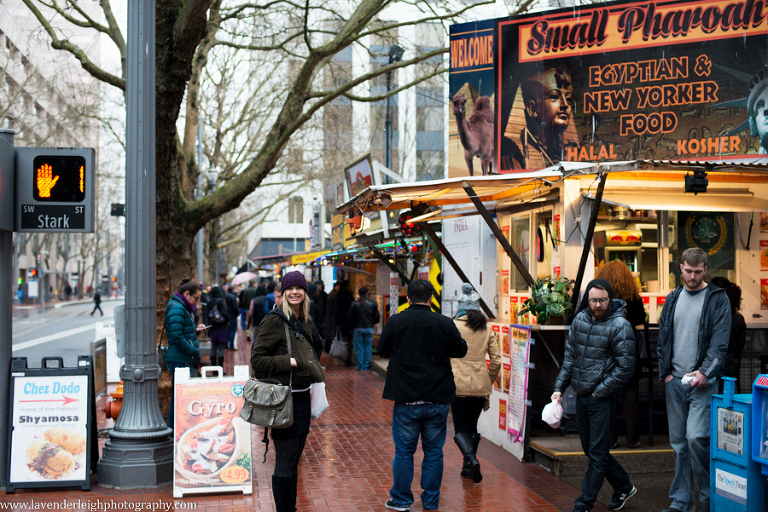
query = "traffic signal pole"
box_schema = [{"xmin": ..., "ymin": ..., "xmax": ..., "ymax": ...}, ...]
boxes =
[
  {"xmin": 0, "ymin": 129, "xmax": 15, "ymax": 487},
  {"xmin": 97, "ymin": 0, "xmax": 174, "ymax": 486}
]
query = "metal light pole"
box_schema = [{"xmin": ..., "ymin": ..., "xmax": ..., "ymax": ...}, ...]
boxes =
[
  {"xmin": 196, "ymin": 123, "xmax": 204, "ymax": 284},
  {"xmin": 38, "ymin": 252, "xmax": 45, "ymax": 310},
  {"xmin": 12, "ymin": 234, "xmax": 18, "ymax": 304},
  {"xmin": 0, "ymin": 128, "xmax": 15, "ymax": 487},
  {"xmin": 97, "ymin": 0, "xmax": 174, "ymax": 486},
  {"xmin": 384, "ymin": 44, "xmax": 404, "ymax": 184}
]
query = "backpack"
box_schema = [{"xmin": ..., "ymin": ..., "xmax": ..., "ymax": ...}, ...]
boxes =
[{"xmin": 209, "ymin": 300, "xmax": 227, "ymax": 325}]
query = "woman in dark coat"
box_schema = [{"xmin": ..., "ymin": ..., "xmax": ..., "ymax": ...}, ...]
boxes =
[
  {"xmin": 251, "ymin": 271, "xmax": 325, "ymax": 512},
  {"xmin": 711, "ymin": 277, "xmax": 747, "ymax": 393},
  {"xmin": 207, "ymin": 285, "xmax": 231, "ymax": 369},
  {"xmin": 163, "ymin": 279, "xmax": 203, "ymax": 429},
  {"xmin": 595, "ymin": 260, "xmax": 645, "ymax": 449}
]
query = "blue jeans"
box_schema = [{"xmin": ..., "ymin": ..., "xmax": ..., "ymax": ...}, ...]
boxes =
[
  {"xmin": 390, "ymin": 402, "xmax": 449, "ymax": 510},
  {"xmin": 575, "ymin": 395, "xmax": 632, "ymax": 510},
  {"xmin": 228, "ymin": 318, "xmax": 238, "ymax": 348},
  {"xmin": 166, "ymin": 362, "xmax": 194, "ymax": 429},
  {"xmin": 240, "ymin": 309, "xmax": 247, "ymax": 330},
  {"xmin": 665, "ymin": 377, "xmax": 718, "ymax": 511},
  {"xmin": 353, "ymin": 328, "xmax": 374, "ymax": 370}
]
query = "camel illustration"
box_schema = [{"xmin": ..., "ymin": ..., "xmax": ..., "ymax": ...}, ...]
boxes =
[{"xmin": 452, "ymin": 93, "xmax": 494, "ymax": 176}]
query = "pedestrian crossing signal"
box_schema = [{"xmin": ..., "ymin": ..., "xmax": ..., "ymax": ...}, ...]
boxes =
[{"xmin": 33, "ymin": 155, "xmax": 86, "ymax": 202}]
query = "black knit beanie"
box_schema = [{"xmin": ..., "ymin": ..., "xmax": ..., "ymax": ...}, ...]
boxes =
[{"xmin": 585, "ymin": 278, "xmax": 614, "ymax": 300}]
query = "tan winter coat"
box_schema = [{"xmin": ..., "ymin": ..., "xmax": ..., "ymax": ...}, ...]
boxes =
[{"xmin": 451, "ymin": 318, "xmax": 502, "ymax": 397}]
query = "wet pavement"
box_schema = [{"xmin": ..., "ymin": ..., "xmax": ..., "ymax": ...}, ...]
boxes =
[{"xmin": 1, "ymin": 327, "xmax": 645, "ymax": 512}]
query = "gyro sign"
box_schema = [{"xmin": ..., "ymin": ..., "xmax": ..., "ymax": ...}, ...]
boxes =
[
  {"xmin": 496, "ymin": 0, "xmax": 768, "ymax": 171},
  {"xmin": 172, "ymin": 366, "xmax": 252, "ymax": 498}
]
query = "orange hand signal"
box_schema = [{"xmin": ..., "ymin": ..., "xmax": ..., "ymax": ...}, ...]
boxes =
[{"xmin": 37, "ymin": 163, "xmax": 59, "ymax": 198}]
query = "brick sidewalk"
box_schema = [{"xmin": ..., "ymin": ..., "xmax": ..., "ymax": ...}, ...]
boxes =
[{"xmin": 1, "ymin": 329, "xmax": 605, "ymax": 512}]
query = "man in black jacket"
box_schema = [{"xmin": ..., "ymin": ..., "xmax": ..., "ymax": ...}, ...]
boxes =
[
  {"xmin": 90, "ymin": 290, "xmax": 103, "ymax": 316},
  {"xmin": 377, "ymin": 280, "xmax": 467, "ymax": 512},
  {"xmin": 240, "ymin": 278, "xmax": 260, "ymax": 334},
  {"xmin": 347, "ymin": 287, "xmax": 380, "ymax": 371},
  {"xmin": 335, "ymin": 280, "xmax": 355, "ymax": 366},
  {"xmin": 552, "ymin": 279, "xmax": 636, "ymax": 512},
  {"xmin": 657, "ymin": 248, "xmax": 730, "ymax": 512}
]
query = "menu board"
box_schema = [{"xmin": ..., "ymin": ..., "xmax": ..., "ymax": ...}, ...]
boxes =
[
  {"xmin": 7, "ymin": 356, "xmax": 94, "ymax": 492},
  {"xmin": 507, "ymin": 325, "xmax": 531, "ymax": 443},
  {"xmin": 9, "ymin": 375, "xmax": 89, "ymax": 485},
  {"xmin": 173, "ymin": 366, "xmax": 252, "ymax": 498}
]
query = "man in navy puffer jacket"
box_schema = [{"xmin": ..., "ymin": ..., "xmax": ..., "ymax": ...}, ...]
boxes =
[{"xmin": 552, "ymin": 279, "xmax": 636, "ymax": 512}]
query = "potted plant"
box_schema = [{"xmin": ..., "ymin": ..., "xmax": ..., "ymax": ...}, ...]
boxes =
[{"xmin": 518, "ymin": 276, "xmax": 574, "ymax": 325}]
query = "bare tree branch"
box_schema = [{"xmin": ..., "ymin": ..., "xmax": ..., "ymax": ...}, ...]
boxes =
[
  {"xmin": 20, "ymin": 0, "xmax": 126, "ymax": 89},
  {"xmin": 38, "ymin": 0, "xmax": 110, "ymax": 33}
]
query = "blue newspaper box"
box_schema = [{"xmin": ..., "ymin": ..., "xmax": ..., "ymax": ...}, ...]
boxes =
[
  {"xmin": 710, "ymin": 377, "xmax": 764, "ymax": 512},
  {"xmin": 753, "ymin": 374, "xmax": 768, "ymax": 477}
]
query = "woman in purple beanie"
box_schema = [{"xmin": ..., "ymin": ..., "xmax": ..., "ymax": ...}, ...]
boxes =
[{"xmin": 251, "ymin": 270, "xmax": 325, "ymax": 512}]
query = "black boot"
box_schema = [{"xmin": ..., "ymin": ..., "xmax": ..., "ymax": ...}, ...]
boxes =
[
  {"xmin": 453, "ymin": 436, "xmax": 472, "ymax": 478},
  {"xmin": 471, "ymin": 433, "xmax": 483, "ymax": 483},
  {"xmin": 454, "ymin": 433, "xmax": 481, "ymax": 482},
  {"xmin": 217, "ymin": 357, "xmax": 227, "ymax": 376},
  {"xmin": 461, "ymin": 458, "xmax": 472, "ymax": 479},
  {"xmin": 272, "ymin": 475, "xmax": 296, "ymax": 512}
]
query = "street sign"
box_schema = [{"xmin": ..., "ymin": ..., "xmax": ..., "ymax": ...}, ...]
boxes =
[{"xmin": 14, "ymin": 147, "xmax": 95, "ymax": 233}]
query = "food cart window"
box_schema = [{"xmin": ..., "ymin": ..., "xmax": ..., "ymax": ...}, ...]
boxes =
[
  {"xmin": 668, "ymin": 211, "xmax": 736, "ymax": 286},
  {"xmin": 509, "ymin": 215, "xmax": 531, "ymax": 292},
  {"xmin": 593, "ymin": 209, "xmax": 661, "ymax": 292}
]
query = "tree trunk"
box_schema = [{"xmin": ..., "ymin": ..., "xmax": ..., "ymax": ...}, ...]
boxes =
[{"xmin": 154, "ymin": 0, "xmax": 209, "ymax": 310}]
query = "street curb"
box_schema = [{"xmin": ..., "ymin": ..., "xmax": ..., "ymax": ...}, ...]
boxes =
[{"xmin": 54, "ymin": 298, "xmax": 123, "ymax": 309}]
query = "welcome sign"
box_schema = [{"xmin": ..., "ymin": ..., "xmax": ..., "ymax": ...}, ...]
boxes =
[{"xmin": 496, "ymin": 0, "xmax": 768, "ymax": 171}]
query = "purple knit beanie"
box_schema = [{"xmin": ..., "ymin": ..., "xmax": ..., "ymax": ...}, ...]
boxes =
[{"xmin": 280, "ymin": 271, "xmax": 308, "ymax": 294}]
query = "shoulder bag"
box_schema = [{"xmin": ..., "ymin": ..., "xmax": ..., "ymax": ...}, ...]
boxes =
[
  {"xmin": 329, "ymin": 331, "xmax": 347, "ymax": 361},
  {"xmin": 240, "ymin": 322, "xmax": 293, "ymax": 429},
  {"xmin": 158, "ymin": 324, "xmax": 168, "ymax": 371}
]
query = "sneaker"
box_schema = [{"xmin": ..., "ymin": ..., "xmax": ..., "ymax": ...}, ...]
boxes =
[
  {"xmin": 384, "ymin": 500, "xmax": 410, "ymax": 511},
  {"xmin": 608, "ymin": 485, "xmax": 637, "ymax": 510}
]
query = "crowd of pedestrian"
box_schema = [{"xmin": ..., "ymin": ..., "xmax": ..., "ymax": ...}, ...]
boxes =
[{"xmin": 159, "ymin": 248, "xmax": 742, "ymax": 512}]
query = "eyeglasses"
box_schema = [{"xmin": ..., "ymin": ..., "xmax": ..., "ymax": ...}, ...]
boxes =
[
  {"xmin": 588, "ymin": 298, "xmax": 610, "ymax": 305},
  {"xmin": 191, "ymin": 294, "xmax": 201, "ymax": 302}
]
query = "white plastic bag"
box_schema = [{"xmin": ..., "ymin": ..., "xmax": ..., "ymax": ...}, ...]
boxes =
[
  {"xmin": 542, "ymin": 400, "xmax": 563, "ymax": 429},
  {"xmin": 311, "ymin": 382, "xmax": 329, "ymax": 419}
]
